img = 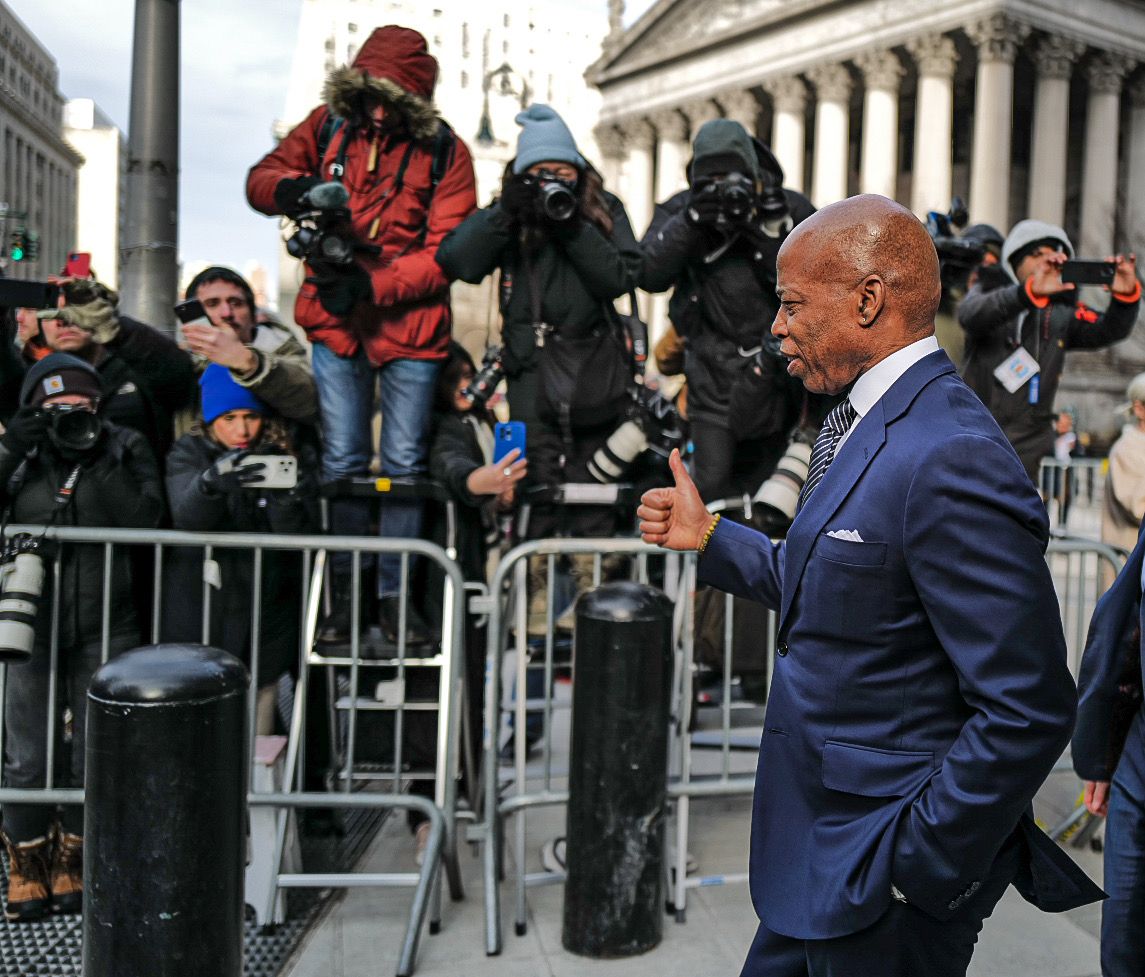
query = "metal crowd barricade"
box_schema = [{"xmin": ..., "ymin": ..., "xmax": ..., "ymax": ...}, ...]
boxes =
[
  {"xmin": 1038, "ymin": 456, "xmax": 1107, "ymax": 536},
  {"xmin": 0, "ymin": 524, "xmax": 467, "ymax": 977}
]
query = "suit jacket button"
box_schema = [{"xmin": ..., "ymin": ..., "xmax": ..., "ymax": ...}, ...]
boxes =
[{"xmin": 777, "ymin": 642, "xmax": 788, "ymax": 657}]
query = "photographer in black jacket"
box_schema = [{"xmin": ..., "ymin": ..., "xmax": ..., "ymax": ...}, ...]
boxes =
[{"xmin": 639, "ymin": 119, "xmax": 815, "ymax": 502}]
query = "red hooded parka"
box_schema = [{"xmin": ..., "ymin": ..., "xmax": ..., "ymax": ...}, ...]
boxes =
[{"xmin": 246, "ymin": 26, "xmax": 477, "ymax": 365}]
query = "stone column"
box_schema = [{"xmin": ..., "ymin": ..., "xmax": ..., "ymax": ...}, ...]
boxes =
[
  {"xmin": 593, "ymin": 123, "xmax": 627, "ymax": 197},
  {"xmin": 855, "ymin": 50, "xmax": 904, "ymax": 199},
  {"xmin": 1127, "ymin": 79, "xmax": 1145, "ymax": 263},
  {"xmin": 906, "ymin": 33, "xmax": 958, "ymax": 216},
  {"xmin": 621, "ymin": 116, "xmax": 657, "ymax": 241},
  {"xmin": 807, "ymin": 63, "xmax": 852, "ymax": 206},
  {"xmin": 719, "ymin": 89, "xmax": 761, "ymax": 135},
  {"xmin": 764, "ymin": 76, "xmax": 807, "ymax": 192},
  {"xmin": 652, "ymin": 109, "xmax": 690, "ymax": 201},
  {"xmin": 1081, "ymin": 52, "xmax": 1137, "ymax": 258},
  {"xmin": 966, "ymin": 14, "xmax": 1030, "ymax": 228},
  {"xmin": 1028, "ymin": 37, "xmax": 1086, "ymax": 226}
]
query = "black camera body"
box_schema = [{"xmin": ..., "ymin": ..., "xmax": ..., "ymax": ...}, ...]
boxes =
[
  {"xmin": 287, "ymin": 208, "xmax": 359, "ymax": 267},
  {"xmin": 40, "ymin": 404, "xmax": 102, "ymax": 454},
  {"xmin": 587, "ymin": 384, "xmax": 686, "ymax": 484},
  {"xmin": 694, "ymin": 173, "xmax": 757, "ymax": 225},
  {"xmin": 520, "ymin": 173, "xmax": 578, "ymax": 223},
  {"xmin": 463, "ymin": 345, "xmax": 505, "ymax": 407},
  {"xmin": 926, "ymin": 197, "xmax": 986, "ymax": 299}
]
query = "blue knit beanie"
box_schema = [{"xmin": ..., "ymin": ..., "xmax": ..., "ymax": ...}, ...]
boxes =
[
  {"xmin": 512, "ymin": 104, "xmax": 585, "ymax": 175},
  {"xmin": 199, "ymin": 363, "xmax": 266, "ymax": 424}
]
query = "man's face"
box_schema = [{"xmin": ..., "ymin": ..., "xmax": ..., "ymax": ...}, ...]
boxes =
[
  {"xmin": 771, "ymin": 236, "xmax": 867, "ymax": 396},
  {"xmin": 40, "ymin": 315, "xmax": 93, "ymax": 354},
  {"xmin": 195, "ymin": 280, "xmax": 255, "ymax": 340},
  {"xmin": 1014, "ymin": 245, "xmax": 1065, "ymax": 284}
]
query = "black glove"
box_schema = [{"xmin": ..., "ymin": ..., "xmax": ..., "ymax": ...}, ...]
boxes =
[
  {"xmin": 273, "ymin": 175, "xmax": 322, "ymax": 217},
  {"xmin": 200, "ymin": 449, "xmax": 267, "ymax": 495},
  {"xmin": 685, "ymin": 183, "xmax": 724, "ymax": 227},
  {"xmin": 313, "ymin": 264, "xmax": 371, "ymax": 317},
  {"xmin": 0, "ymin": 407, "xmax": 49, "ymax": 457},
  {"xmin": 499, "ymin": 177, "xmax": 541, "ymax": 224}
]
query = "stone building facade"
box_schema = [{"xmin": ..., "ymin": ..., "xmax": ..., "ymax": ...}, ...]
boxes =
[{"xmin": 589, "ymin": 0, "xmax": 1145, "ymax": 441}]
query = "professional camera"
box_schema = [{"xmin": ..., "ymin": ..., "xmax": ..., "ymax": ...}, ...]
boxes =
[
  {"xmin": 521, "ymin": 171, "xmax": 578, "ymax": 223},
  {"xmin": 43, "ymin": 403, "xmax": 102, "ymax": 453},
  {"xmin": 285, "ymin": 181, "xmax": 362, "ymax": 267},
  {"xmin": 926, "ymin": 197, "xmax": 986, "ymax": 299},
  {"xmin": 587, "ymin": 384, "xmax": 686, "ymax": 484},
  {"xmin": 0, "ymin": 533, "xmax": 44, "ymax": 662},
  {"xmin": 463, "ymin": 345, "xmax": 505, "ymax": 407},
  {"xmin": 752, "ymin": 432, "xmax": 814, "ymax": 536},
  {"xmin": 693, "ymin": 173, "xmax": 757, "ymax": 225}
]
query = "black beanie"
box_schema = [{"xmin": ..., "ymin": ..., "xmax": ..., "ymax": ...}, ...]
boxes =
[{"xmin": 21, "ymin": 353, "xmax": 103, "ymax": 408}]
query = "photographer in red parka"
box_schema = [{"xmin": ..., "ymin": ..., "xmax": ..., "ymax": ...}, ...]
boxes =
[{"xmin": 246, "ymin": 25, "xmax": 476, "ymax": 645}]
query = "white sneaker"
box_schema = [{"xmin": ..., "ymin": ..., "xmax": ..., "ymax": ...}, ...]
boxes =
[{"xmin": 540, "ymin": 836, "xmax": 566, "ymax": 873}]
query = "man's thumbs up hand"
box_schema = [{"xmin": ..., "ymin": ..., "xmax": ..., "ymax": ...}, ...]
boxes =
[{"xmin": 638, "ymin": 449, "xmax": 716, "ymax": 551}]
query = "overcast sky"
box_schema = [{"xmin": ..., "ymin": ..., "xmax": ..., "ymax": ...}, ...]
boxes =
[{"xmin": 15, "ymin": 0, "xmax": 657, "ymax": 296}]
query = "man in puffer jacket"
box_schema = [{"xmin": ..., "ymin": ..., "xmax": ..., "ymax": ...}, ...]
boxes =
[
  {"xmin": 638, "ymin": 119, "xmax": 816, "ymax": 502},
  {"xmin": 958, "ymin": 219, "xmax": 1140, "ymax": 482},
  {"xmin": 246, "ymin": 25, "xmax": 477, "ymax": 645}
]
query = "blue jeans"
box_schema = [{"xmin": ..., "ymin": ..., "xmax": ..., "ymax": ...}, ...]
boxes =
[
  {"xmin": 1104, "ymin": 773, "xmax": 1145, "ymax": 976},
  {"xmin": 311, "ymin": 342, "xmax": 441, "ymax": 596}
]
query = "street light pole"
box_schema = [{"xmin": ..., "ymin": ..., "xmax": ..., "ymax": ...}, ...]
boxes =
[{"xmin": 119, "ymin": 0, "xmax": 180, "ymax": 334}]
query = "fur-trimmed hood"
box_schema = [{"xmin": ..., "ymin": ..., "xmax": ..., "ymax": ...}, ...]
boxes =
[{"xmin": 323, "ymin": 25, "xmax": 440, "ymax": 140}]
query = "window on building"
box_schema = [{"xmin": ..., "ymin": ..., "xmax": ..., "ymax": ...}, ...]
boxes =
[
  {"xmin": 462, "ymin": 23, "xmax": 469, "ymax": 58},
  {"xmin": 348, "ymin": 22, "xmax": 357, "ymax": 32},
  {"xmin": 503, "ymin": 13, "xmax": 509, "ymax": 27}
]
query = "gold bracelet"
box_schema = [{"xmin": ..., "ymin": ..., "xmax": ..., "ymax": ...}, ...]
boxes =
[{"xmin": 697, "ymin": 514, "xmax": 722, "ymax": 554}]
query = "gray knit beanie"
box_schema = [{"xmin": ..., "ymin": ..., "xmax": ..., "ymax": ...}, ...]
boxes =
[
  {"xmin": 512, "ymin": 104, "xmax": 585, "ymax": 175},
  {"xmin": 1001, "ymin": 219, "xmax": 1074, "ymax": 282}
]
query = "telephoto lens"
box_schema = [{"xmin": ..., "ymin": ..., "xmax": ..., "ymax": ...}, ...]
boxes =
[
  {"xmin": 540, "ymin": 182, "xmax": 577, "ymax": 222},
  {"xmin": 752, "ymin": 439, "xmax": 812, "ymax": 536},
  {"xmin": 44, "ymin": 404, "xmax": 102, "ymax": 453},
  {"xmin": 588, "ymin": 421, "xmax": 648, "ymax": 484},
  {"xmin": 0, "ymin": 535, "xmax": 44, "ymax": 662}
]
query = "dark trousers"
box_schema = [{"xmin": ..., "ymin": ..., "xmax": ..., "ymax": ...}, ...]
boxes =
[
  {"xmin": 691, "ymin": 418, "xmax": 783, "ymax": 504},
  {"xmin": 740, "ymin": 835, "xmax": 1021, "ymax": 977},
  {"xmin": 3, "ymin": 632, "xmax": 136, "ymax": 842},
  {"xmin": 1103, "ymin": 776, "xmax": 1145, "ymax": 976}
]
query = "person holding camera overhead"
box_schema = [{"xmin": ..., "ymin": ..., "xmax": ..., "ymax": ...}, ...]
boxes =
[
  {"xmin": 436, "ymin": 104, "xmax": 643, "ymax": 633},
  {"xmin": 0, "ymin": 353, "xmax": 163, "ymax": 922},
  {"xmin": 246, "ymin": 25, "xmax": 477, "ymax": 647},
  {"xmin": 639, "ymin": 119, "xmax": 816, "ymax": 504},
  {"xmin": 958, "ymin": 219, "xmax": 1140, "ymax": 482}
]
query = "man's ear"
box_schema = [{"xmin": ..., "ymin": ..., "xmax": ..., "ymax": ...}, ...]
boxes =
[{"xmin": 856, "ymin": 275, "xmax": 885, "ymax": 328}]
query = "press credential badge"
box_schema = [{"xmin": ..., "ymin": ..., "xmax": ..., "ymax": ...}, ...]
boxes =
[{"xmin": 994, "ymin": 347, "xmax": 1040, "ymax": 394}]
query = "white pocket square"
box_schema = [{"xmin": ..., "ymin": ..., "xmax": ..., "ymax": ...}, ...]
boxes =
[{"xmin": 826, "ymin": 529, "xmax": 865, "ymax": 542}]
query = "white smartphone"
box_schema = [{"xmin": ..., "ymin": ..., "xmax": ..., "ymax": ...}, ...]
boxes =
[{"xmin": 241, "ymin": 455, "xmax": 298, "ymax": 490}]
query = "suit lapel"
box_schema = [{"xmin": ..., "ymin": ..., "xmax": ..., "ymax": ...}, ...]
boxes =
[{"xmin": 778, "ymin": 349, "xmax": 957, "ymax": 634}]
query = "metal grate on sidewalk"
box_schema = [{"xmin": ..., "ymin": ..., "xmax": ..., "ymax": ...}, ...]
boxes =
[{"xmin": 0, "ymin": 805, "xmax": 385, "ymax": 976}]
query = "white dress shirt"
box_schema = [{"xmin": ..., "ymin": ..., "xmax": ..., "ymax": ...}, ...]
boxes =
[{"xmin": 836, "ymin": 335, "xmax": 941, "ymax": 453}]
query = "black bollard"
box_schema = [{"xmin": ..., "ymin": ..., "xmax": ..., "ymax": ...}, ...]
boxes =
[
  {"xmin": 84, "ymin": 644, "xmax": 249, "ymax": 977},
  {"xmin": 562, "ymin": 581, "xmax": 674, "ymax": 958}
]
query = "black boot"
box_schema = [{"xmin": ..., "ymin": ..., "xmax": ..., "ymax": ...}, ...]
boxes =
[{"xmin": 377, "ymin": 595, "xmax": 433, "ymax": 648}]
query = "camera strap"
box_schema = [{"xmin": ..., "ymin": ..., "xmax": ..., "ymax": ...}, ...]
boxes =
[{"xmin": 52, "ymin": 464, "xmax": 83, "ymax": 515}]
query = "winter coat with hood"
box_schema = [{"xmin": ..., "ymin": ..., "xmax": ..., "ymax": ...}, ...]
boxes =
[
  {"xmin": 246, "ymin": 26, "xmax": 477, "ymax": 366},
  {"xmin": 638, "ymin": 132, "xmax": 815, "ymax": 430},
  {"xmin": 0, "ymin": 360, "xmax": 164, "ymax": 648},
  {"xmin": 958, "ymin": 219, "xmax": 1140, "ymax": 480},
  {"xmin": 162, "ymin": 427, "xmax": 320, "ymax": 681}
]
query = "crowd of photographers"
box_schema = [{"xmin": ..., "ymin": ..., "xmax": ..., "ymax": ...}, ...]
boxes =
[{"xmin": 0, "ymin": 22, "xmax": 1140, "ymax": 922}]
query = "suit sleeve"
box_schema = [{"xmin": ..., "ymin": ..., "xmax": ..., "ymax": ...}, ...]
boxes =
[
  {"xmin": 896, "ymin": 433, "xmax": 1077, "ymax": 918},
  {"xmin": 695, "ymin": 517, "xmax": 785, "ymax": 610},
  {"xmin": 370, "ymin": 137, "xmax": 478, "ymax": 308}
]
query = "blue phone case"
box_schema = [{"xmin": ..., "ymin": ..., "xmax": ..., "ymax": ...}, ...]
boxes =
[{"xmin": 493, "ymin": 421, "xmax": 526, "ymax": 464}]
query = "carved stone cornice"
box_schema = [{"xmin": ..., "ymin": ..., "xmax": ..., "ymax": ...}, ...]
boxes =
[
  {"xmin": 806, "ymin": 63, "xmax": 852, "ymax": 104},
  {"xmin": 651, "ymin": 108, "xmax": 689, "ymax": 143},
  {"xmin": 1086, "ymin": 51, "xmax": 1138, "ymax": 95},
  {"xmin": 906, "ymin": 34, "xmax": 959, "ymax": 78},
  {"xmin": 718, "ymin": 90, "xmax": 760, "ymax": 128},
  {"xmin": 683, "ymin": 98, "xmax": 721, "ymax": 128},
  {"xmin": 763, "ymin": 75, "xmax": 808, "ymax": 114},
  {"xmin": 855, "ymin": 50, "xmax": 904, "ymax": 93},
  {"xmin": 621, "ymin": 116, "xmax": 657, "ymax": 152},
  {"xmin": 1032, "ymin": 36, "xmax": 1086, "ymax": 80},
  {"xmin": 593, "ymin": 123, "xmax": 627, "ymax": 160},
  {"xmin": 965, "ymin": 14, "xmax": 1031, "ymax": 65}
]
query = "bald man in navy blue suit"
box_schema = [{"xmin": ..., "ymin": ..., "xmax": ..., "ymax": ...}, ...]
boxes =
[{"xmin": 639, "ymin": 195, "xmax": 1102, "ymax": 977}]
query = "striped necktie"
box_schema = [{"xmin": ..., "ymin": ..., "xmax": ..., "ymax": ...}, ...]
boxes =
[{"xmin": 797, "ymin": 399, "xmax": 858, "ymax": 512}]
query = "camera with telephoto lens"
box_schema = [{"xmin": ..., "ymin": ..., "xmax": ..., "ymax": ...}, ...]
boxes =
[
  {"xmin": 751, "ymin": 432, "xmax": 814, "ymax": 536},
  {"xmin": 463, "ymin": 345, "xmax": 505, "ymax": 407},
  {"xmin": 521, "ymin": 172, "xmax": 578, "ymax": 223},
  {"xmin": 0, "ymin": 533, "xmax": 44, "ymax": 662},
  {"xmin": 286, "ymin": 181, "xmax": 360, "ymax": 267},
  {"xmin": 42, "ymin": 403, "xmax": 102, "ymax": 453},
  {"xmin": 587, "ymin": 385, "xmax": 686, "ymax": 484},
  {"xmin": 926, "ymin": 196, "xmax": 986, "ymax": 300}
]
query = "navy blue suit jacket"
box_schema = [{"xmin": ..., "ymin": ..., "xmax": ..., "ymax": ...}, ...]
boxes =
[
  {"xmin": 699, "ymin": 349, "xmax": 1100, "ymax": 940},
  {"xmin": 1073, "ymin": 526, "xmax": 1145, "ymax": 785}
]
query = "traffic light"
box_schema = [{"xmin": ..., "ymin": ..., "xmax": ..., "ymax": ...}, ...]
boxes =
[
  {"xmin": 24, "ymin": 230, "xmax": 38, "ymax": 262},
  {"xmin": 9, "ymin": 226, "xmax": 25, "ymax": 262}
]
